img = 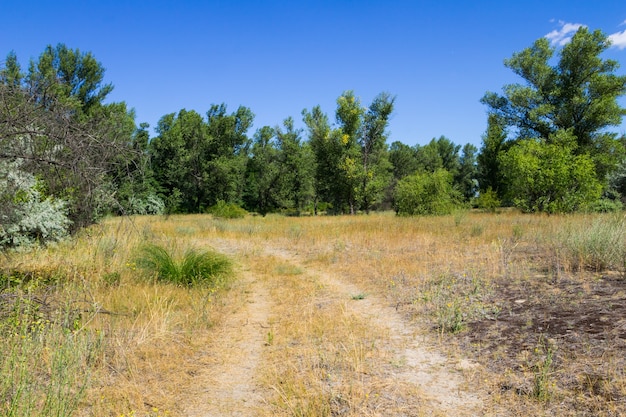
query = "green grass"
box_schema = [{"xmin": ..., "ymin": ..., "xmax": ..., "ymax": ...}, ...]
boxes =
[
  {"xmin": 555, "ymin": 214, "xmax": 626, "ymax": 272},
  {"xmin": 135, "ymin": 243, "xmax": 232, "ymax": 287}
]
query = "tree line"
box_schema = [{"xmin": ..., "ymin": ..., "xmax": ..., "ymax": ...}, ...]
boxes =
[{"xmin": 1, "ymin": 27, "xmax": 625, "ymax": 248}]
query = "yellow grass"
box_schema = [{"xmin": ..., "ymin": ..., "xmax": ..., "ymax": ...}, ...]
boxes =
[{"xmin": 2, "ymin": 211, "xmax": 625, "ymax": 416}]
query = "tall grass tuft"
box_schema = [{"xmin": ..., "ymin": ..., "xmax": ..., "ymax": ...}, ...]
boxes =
[
  {"xmin": 555, "ymin": 215, "xmax": 626, "ymax": 272},
  {"xmin": 135, "ymin": 243, "xmax": 232, "ymax": 287}
]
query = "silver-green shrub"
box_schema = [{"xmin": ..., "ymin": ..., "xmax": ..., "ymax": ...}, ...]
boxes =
[{"xmin": 0, "ymin": 160, "xmax": 71, "ymax": 249}]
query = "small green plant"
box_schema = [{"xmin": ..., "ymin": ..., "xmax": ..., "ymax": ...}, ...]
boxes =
[
  {"xmin": 531, "ymin": 336, "xmax": 555, "ymax": 401},
  {"xmin": 135, "ymin": 244, "xmax": 232, "ymax": 287},
  {"xmin": 436, "ymin": 299, "xmax": 465, "ymax": 334},
  {"xmin": 102, "ymin": 271, "xmax": 121, "ymax": 287},
  {"xmin": 351, "ymin": 293, "xmax": 367, "ymax": 300},
  {"xmin": 207, "ymin": 200, "xmax": 247, "ymax": 219}
]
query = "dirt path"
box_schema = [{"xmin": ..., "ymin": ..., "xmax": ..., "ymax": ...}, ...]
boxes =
[
  {"xmin": 184, "ymin": 238, "xmax": 487, "ymax": 416},
  {"xmin": 265, "ymin": 245, "xmax": 484, "ymax": 415},
  {"xmin": 183, "ymin": 267, "xmax": 272, "ymax": 416}
]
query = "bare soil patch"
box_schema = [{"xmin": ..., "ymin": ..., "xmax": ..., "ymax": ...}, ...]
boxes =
[{"xmin": 182, "ymin": 268, "xmax": 272, "ymax": 416}]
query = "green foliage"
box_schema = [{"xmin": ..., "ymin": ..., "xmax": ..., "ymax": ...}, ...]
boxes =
[
  {"xmin": 207, "ymin": 200, "xmax": 248, "ymax": 219},
  {"xmin": 275, "ymin": 117, "xmax": 315, "ymax": 212},
  {"xmin": 456, "ymin": 143, "xmax": 479, "ymax": 200},
  {"xmin": 482, "ymin": 27, "xmax": 626, "ymax": 185},
  {"xmin": 499, "ymin": 130, "xmax": 602, "ymax": 213},
  {"xmin": 1, "ymin": 46, "xmax": 140, "ymax": 233},
  {"xmin": 135, "ymin": 244, "xmax": 232, "ymax": 287},
  {"xmin": 474, "ymin": 187, "xmax": 501, "ymax": 212},
  {"xmin": 304, "ymin": 91, "xmax": 395, "ymax": 214},
  {"xmin": 389, "ymin": 141, "xmax": 420, "ymax": 180},
  {"xmin": 394, "ymin": 169, "xmax": 462, "ymax": 216},
  {"xmin": 151, "ymin": 105, "xmax": 253, "ymax": 213}
]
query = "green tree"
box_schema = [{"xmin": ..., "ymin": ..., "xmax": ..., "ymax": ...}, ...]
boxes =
[
  {"xmin": 150, "ymin": 109, "xmax": 210, "ymax": 213},
  {"xmin": 359, "ymin": 92, "xmax": 395, "ymax": 213},
  {"xmin": 335, "ymin": 91, "xmax": 364, "ymax": 214},
  {"xmin": 499, "ymin": 129, "xmax": 602, "ymax": 213},
  {"xmin": 1, "ymin": 47, "xmax": 137, "ymax": 229},
  {"xmin": 456, "ymin": 143, "xmax": 478, "ymax": 201},
  {"xmin": 481, "ymin": 27, "xmax": 626, "ymax": 180},
  {"xmin": 150, "ymin": 105, "xmax": 254, "ymax": 213},
  {"xmin": 389, "ymin": 141, "xmax": 419, "ymax": 181},
  {"xmin": 302, "ymin": 105, "xmax": 335, "ymax": 214},
  {"xmin": 244, "ymin": 126, "xmax": 282, "ymax": 215},
  {"xmin": 415, "ymin": 136, "xmax": 460, "ymax": 175},
  {"xmin": 113, "ymin": 123, "xmax": 164, "ymax": 215},
  {"xmin": 477, "ymin": 114, "xmax": 509, "ymax": 199},
  {"xmin": 304, "ymin": 91, "xmax": 395, "ymax": 214},
  {"xmin": 204, "ymin": 104, "xmax": 254, "ymax": 206},
  {"xmin": 275, "ymin": 117, "xmax": 314, "ymax": 213},
  {"xmin": 26, "ymin": 43, "xmax": 113, "ymax": 114}
]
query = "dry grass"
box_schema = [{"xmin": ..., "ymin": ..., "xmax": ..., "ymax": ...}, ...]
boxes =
[{"xmin": 2, "ymin": 211, "xmax": 626, "ymax": 416}]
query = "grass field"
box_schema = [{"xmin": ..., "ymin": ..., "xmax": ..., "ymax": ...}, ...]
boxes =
[{"xmin": 1, "ymin": 211, "xmax": 625, "ymax": 416}]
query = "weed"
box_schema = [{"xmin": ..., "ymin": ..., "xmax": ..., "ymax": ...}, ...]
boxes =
[
  {"xmin": 531, "ymin": 336, "xmax": 556, "ymax": 401},
  {"xmin": 102, "ymin": 271, "xmax": 121, "ymax": 287}
]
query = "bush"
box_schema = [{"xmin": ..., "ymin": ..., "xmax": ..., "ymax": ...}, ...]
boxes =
[
  {"xmin": 474, "ymin": 187, "xmax": 501, "ymax": 212},
  {"xmin": 500, "ymin": 131, "xmax": 602, "ymax": 213},
  {"xmin": 394, "ymin": 169, "xmax": 462, "ymax": 216},
  {"xmin": 0, "ymin": 161, "xmax": 71, "ymax": 249},
  {"xmin": 207, "ymin": 200, "xmax": 247, "ymax": 219},
  {"xmin": 135, "ymin": 244, "xmax": 232, "ymax": 287}
]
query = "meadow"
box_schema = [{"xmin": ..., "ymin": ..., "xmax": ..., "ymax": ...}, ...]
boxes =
[{"xmin": 1, "ymin": 211, "xmax": 625, "ymax": 416}]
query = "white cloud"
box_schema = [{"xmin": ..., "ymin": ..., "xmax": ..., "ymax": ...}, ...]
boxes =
[
  {"xmin": 609, "ymin": 30, "xmax": 626, "ymax": 49},
  {"xmin": 545, "ymin": 21, "xmax": 586, "ymax": 46}
]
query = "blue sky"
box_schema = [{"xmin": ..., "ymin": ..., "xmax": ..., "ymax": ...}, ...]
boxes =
[{"xmin": 1, "ymin": 1, "xmax": 625, "ymax": 147}]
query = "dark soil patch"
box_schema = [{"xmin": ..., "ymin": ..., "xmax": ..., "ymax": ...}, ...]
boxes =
[{"xmin": 463, "ymin": 268, "xmax": 626, "ymax": 414}]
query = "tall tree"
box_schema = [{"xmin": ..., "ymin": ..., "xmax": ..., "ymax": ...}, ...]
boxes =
[
  {"xmin": 303, "ymin": 105, "xmax": 336, "ymax": 214},
  {"xmin": 389, "ymin": 141, "xmax": 419, "ymax": 181},
  {"xmin": 1, "ymin": 47, "xmax": 137, "ymax": 229},
  {"xmin": 26, "ymin": 44, "xmax": 113, "ymax": 114},
  {"xmin": 204, "ymin": 104, "xmax": 254, "ymax": 205},
  {"xmin": 244, "ymin": 126, "xmax": 282, "ymax": 215},
  {"xmin": 477, "ymin": 114, "xmax": 509, "ymax": 198},
  {"xmin": 359, "ymin": 92, "xmax": 395, "ymax": 213},
  {"xmin": 500, "ymin": 130, "xmax": 602, "ymax": 213},
  {"xmin": 415, "ymin": 136, "xmax": 460, "ymax": 175},
  {"xmin": 335, "ymin": 91, "xmax": 364, "ymax": 214},
  {"xmin": 456, "ymin": 143, "xmax": 478, "ymax": 201},
  {"xmin": 481, "ymin": 27, "xmax": 626, "ymax": 179},
  {"xmin": 150, "ymin": 105, "xmax": 254, "ymax": 213},
  {"xmin": 275, "ymin": 117, "xmax": 314, "ymax": 213}
]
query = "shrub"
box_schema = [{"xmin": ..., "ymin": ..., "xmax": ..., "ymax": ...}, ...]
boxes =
[
  {"xmin": 394, "ymin": 169, "xmax": 462, "ymax": 216},
  {"xmin": 207, "ymin": 200, "xmax": 247, "ymax": 219},
  {"xmin": 0, "ymin": 160, "xmax": 71, "ymax": 249},
  {"xmin": 499, "ymin": 131, "xmax": 602, "ymax": 213},
  {"xmin": 135, "ymin": 244, "xmax": 232, "ymax": 287},
  {"xmin": 474, "ymin": 187, "xmax": 501, "ymax": 212}
]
